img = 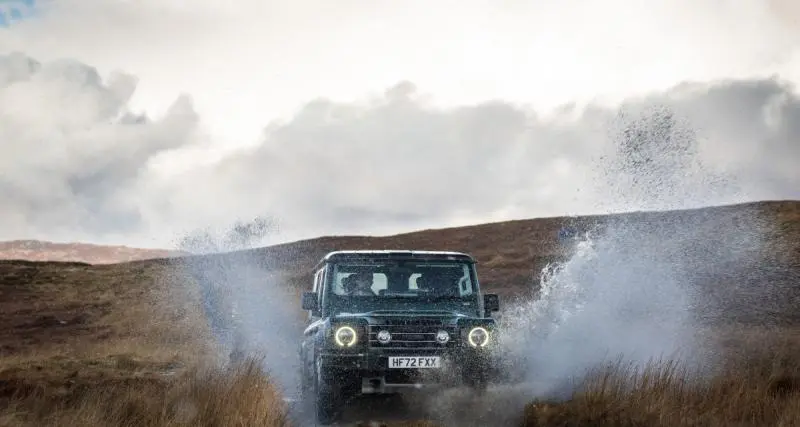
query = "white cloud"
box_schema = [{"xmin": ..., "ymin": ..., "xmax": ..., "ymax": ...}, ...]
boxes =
[
  {"xmin": 3, "ymin": 0, "xmax": 798, "ymax": 157},
  {"xmin": 0, "ymin": 0, "xmax": 799, "ymax": 247},
  {"xmin": 160, "ymin": 78, "xmax": 799, "ymax": 244},
  {"xmin": 0, "ymin": 52, "xmax": 200, "ymax": 245},
  {"xmin": 2, "ymin": 52, "xmax": 800, "ymax": 248}
]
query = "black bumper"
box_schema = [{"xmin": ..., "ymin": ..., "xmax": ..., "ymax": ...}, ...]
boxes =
[{"xmin": 317, "ymin": 349, "xmax": 494, "ymax": 384}]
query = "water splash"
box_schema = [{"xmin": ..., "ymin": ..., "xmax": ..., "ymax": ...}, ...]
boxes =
[
  {"xmin": 492, "ymin": 103, "xmax": 766, "ymax": 399},
  {"xmin": 498, "ymin": 222, "xmax": 701, "ymax": 398},
  {"xmin": 172, "ymin": 217, "xmax": 303, "ymax": 398}
]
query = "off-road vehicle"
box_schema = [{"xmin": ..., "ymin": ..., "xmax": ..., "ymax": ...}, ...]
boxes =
[{"xmin": 299, "ymin": 250, "xmax": 500, "ymax": 424}]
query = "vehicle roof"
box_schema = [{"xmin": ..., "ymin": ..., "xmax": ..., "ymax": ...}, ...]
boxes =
[{"xmin": 316, "ymin": 250, "xmax": 476, "ymax": 267}]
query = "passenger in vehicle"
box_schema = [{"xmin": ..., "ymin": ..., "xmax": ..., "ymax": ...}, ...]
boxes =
[
  {"xmin": 417, "ymin": 272, "xmax": 459, "ymax": 297},
  {"xmin": 342, "ymin": 272, "xmax": 376, "ymax": 296}
]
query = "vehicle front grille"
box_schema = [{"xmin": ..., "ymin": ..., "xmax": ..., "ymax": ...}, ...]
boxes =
[{"xmin": 368, "ymin": 318, "xmax": 458, "ymax": 351}]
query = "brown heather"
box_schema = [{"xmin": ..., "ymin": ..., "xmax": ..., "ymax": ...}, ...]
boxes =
[{"xmin": 1, "ymin": 200, "xmax": 799, "ymax": 426}]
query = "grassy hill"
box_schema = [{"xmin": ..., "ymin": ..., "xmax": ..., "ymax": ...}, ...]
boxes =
[
  {"xmin": 210, "ymin": 200, "xmax": 800, "ymax": 324},
  {"xmin": 1, "ymin": 200, "xmax": 799, "ymax": 426},
  {"xmin": 0, "ymin": 240, "xmax": 186, "ymax": 264}
]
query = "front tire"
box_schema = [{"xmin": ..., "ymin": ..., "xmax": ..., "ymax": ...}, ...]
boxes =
[
  {"xmin": 314, "ymin": 361, "xmax": 341, "ymax": 425},
  {"xmin": 464, "ymin": 368, "xmax": 489, "ymax": 395}
]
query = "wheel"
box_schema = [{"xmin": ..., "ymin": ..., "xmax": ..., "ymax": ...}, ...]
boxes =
[
  {"xmin": 314, "ymin": 361, "xmax": 341, "ymax": 425},
  {"xmin": 314, "ymin": 376, "xmax": 337, "ymax": 425},
  {"xmin": 300, "ymin": 351, "xmax": 311, "ymax": 396},
  {"xmin": 470, "ymin": 378, "xmax": 488, "ymax": 396},
  {"xmin": 464, "ymin": 369, "xmax": 489, "ymax": 396},
  {"xmin": 299, "ymin": 347, "xmax": 313, "ymax": 403}
]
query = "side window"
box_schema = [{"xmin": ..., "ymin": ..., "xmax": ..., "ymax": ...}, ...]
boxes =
[
  {"xmin": 458, "ymin": 273, "xmax": 474, "ymax": 297},
  {"xmin": 409, "ymin": 273, "xmax": 421, "ymax": 290},
  {"xmin": 318, "ymin": 268, "xmax": 327, "ymax": 305},
  {"xmin": 312, "ymin": 269, "xmax": 321, "ymax": 293},
  {"xmin": 457, "ymin": 265, "xmax": 474, "ymax": 297},
  {"xmin": 309, "ymin": 268, "xmax": 325, "ymax": 318}
]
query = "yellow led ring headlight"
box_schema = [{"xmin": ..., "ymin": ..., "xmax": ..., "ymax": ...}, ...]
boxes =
[
  {"xmin": 467, "ymin": 326, "xmax": 490, "ymax": 347},
  {"xmin": 334, "ymin": 325, "xmax": 358, "ymax": 347}
]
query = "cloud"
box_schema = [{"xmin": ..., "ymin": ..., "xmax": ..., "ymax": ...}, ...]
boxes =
[
  {"xmin": 1, "ymin": 51, "xmax": 799, "ymax": 247},
  {"xmin": 166, "ymin": 78, "xmax": 800, "ymax": 241},
  {"xmin": 0, "ymin": 52, "xmax": 199, "ymax": 244},
  {"xmin": 5, "ymin": 0, "xmax": 799, "ymax": 156}
]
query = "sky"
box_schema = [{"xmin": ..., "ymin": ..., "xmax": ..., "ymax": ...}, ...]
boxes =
[{"xmin": 0, "ymin": 0, "xmax": 799, "ymax": 249}]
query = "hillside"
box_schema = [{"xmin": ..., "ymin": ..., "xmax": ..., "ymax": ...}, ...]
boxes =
[
  {"xmin": 223, "ymin": 200, "xmax": 800, "ymax": 317},
  {"xmin": 0, "ymin": 240, "xmax": 187, "ymax": 264},
  {"xmin": 1, "ymin": 200, "xmax": 800, "ymax": 426}
]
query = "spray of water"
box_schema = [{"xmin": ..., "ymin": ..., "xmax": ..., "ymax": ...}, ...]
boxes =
[
  {"xmin": 419, "ymin": 104, "xmax": 779, "ymax": 427},
  {"xmin": 157, "ymin": 103, "xmax": 784, "ymax": 426},
  {"xmin": 499, "ymin": 225, "xmax": 693, "ymax": 397},
  {"xmin": 172, "ymin": 216, "xmax": 304, "ymax": 400},
  {"xmin": 492, "ymin": 103, "xmax": 772, "ymax": 400}
]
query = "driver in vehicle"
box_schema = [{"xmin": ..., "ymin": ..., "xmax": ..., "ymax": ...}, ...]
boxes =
[
  {"xmin": 417, "ymin": 272, "xmax": 461, "ymax": 297},
  {"xmin": 342, "ymin": 272, "xmax": 376, "ymax": 296}
]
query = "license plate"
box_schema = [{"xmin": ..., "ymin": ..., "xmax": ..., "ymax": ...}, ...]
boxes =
[{"xmin": 388, "ymin": 356, "xmax": 441, "ymax": 369}]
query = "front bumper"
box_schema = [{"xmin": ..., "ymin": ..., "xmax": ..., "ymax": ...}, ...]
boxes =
[
  {"xmin": 319, "ymin": 348, "xmax": 491, "ymax": 369},
  {"xmin": 318, "ymin": 349, "xmax": 494, "ymax": 393}
]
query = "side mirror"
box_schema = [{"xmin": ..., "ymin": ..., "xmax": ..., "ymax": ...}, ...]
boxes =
[
  {"xmin": 301, "ymin": 292, "xmax": 318, "ymax": 311},
  {"xmin": 483, "ymin": 293, "xmax": 500, "ymax": 313}
]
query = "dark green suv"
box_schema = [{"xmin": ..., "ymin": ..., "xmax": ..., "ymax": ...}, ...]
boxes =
[{"xmin": 299, "ymin": 250, "xmax": 500, "ymax": 424}]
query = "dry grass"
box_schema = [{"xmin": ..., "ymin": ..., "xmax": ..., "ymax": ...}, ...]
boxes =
[
  {"xmin": 0, "ymin": 356, "xmax": 289, "ymax": 427},
  {"xmin": 0, "ymin": 258, "xmax": 259, "ymax": 427},
  {"xmin": 521, "ymin": 327, "xmax": 800, "ymax": 427},
  {"xmin": 1, "ymin": 200, "xmax": 799, "ymax": 426},
  {"xmin": 9, "ymin": 337, "xmax": 800, "ymax": 427},
  {"xmin": 0, "ymin": 259, "xmax": 214, "ymax": 362}
]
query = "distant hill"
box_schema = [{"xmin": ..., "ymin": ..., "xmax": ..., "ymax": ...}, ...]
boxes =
[
  {"xmin": 0, "ymin": 240, "xmax": 186, "ymax": 264},
  {"xmin": 2, "ymin": 200, "xmax": 798, "ymax": 328},
  {"xmin": 210, "ymin": 200, "xmax": 799, "ymax": 301}
]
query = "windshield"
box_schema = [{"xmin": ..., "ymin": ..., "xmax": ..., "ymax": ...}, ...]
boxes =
[{"xmin": 324, "ymin": 260, "xmax": 480, "ymax": 316}]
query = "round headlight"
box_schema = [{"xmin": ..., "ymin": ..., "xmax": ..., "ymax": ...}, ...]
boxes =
[
  {"xmin": 467, "ymin": 326, "xmax": 490, "ymax": 347},
  {"xmin": 435, "ymin": 330, "xmax": 450, "ymax": 345},
  {"xmin": 334, "ymin": 325, "xmax": 358, "ymax": 347}
]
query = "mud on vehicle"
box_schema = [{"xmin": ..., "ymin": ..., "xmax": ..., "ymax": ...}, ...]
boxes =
[{"xmin": 299, "ymin": 250, "xmax": 500, "ymax": 425}]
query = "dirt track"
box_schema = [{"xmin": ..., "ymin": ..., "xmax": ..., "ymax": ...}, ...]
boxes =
[{"xmin": 285, "ymin": 384, "xmax": 534, "ymax": 426}]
